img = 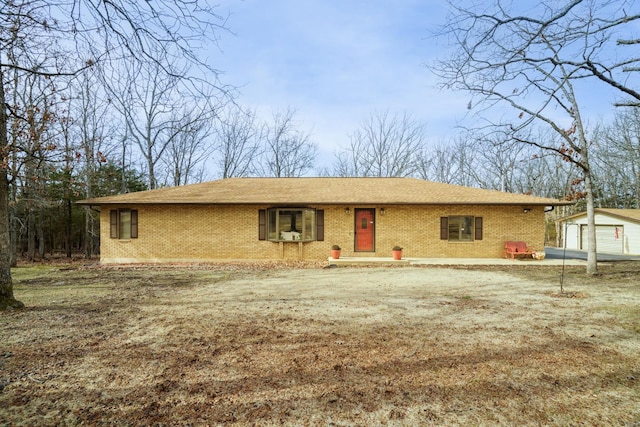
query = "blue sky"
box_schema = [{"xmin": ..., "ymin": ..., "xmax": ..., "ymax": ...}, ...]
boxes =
[
  {"xmin": 214, "ymin": 1, "xmax": 466, "ymax": 168},
  {"xmin": 212, "ymin": 1, "xmax": 621, "ymax": 172}
]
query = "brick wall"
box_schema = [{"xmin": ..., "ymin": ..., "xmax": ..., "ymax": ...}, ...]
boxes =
[{"xmin": 100, "ymin": 204, "xmax": 545, "ymax": 263}]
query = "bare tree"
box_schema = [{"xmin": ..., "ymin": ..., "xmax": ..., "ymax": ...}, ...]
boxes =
[
  {"xmin": 520, "ymin": 143, "xmax": 579, "ymax": 201},
  {"xmin": 414, "ymin": 136, "xmax": 476, "ymax": 186},
  {"xmin": 432, "ymin": 0, "xmax": 638, "ymax": 274},
  {"xmin": 214, "ymin": 108, "xmax": 262, "ymax": 178},
  {"xmin": 415, "ymin": 131, "xmax": 579, "ymax": 202},
  {"xmin": 70, "ymin": 70, "xmax": 117, "ymax": 257},
  {"xmin": 592, "ymin": 109, "xmax": 640, "ymax": 208},
  {"xmin": 261, "ymin": 108, "xmax": 317, "ymax": 177},
  {"xmin": 571, "ymin": 8, "xmax": 640, "ymax": 108},
  {"xmin": 6, "ymin": 24, "xmax": 77, "ymax": 262},
  {"xmin": 105, "ymin": 58, "xmax": 212, "ymax": 189},
  {"xmin": 0, "ymin": 0, "xmax": 230, "ymax": 309},
  {"xmin": 161, "ymin": 107, "xmax": 215, "ymax": 186},
  {"xmin": 333, "ymin": 131, "xmax": 368, "ymax": 177},
  {"xmin": 334, "ymin": 111, "xmax": 426, "ymax": 177},
  {"xmin": 414, "ymin": 140, "xmax": 454, "ymax": 183},
  {"xmin": 470, "ymin": 133, "xmax": 528, "ymax": 192}
]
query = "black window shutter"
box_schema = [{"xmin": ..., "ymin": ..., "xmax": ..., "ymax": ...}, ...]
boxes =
[
  {"xmin": 258, "ymin": 209, "xmax": 266, "ymax": 240},
  {"xmin": 440, "ymin": 217, "xmax": 448, "ymax": 240},
  {"xmin": 316, "ymin": 209, "xmax": 324, "ymax": 241},
  {"xmin": 475, "ymin": 217, "xmax": 483, "ymax": 241},
  {"xmin": 131, "ymin": 210, "xmax": 138, "ymax": 239},
  {"xmin": 110, "ymin": 210, "xmax": 118, "ymax": 239}
]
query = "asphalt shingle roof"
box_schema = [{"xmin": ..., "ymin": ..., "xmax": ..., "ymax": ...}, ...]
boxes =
[
  {"xmin": 558, "ymin": 208, "xmax": 640, "ymax": 224},
  {"xmin": 595, "ymin": 208, "xmax": 640, "ymax": 222},
  {"xmin": 77, "ymin": 177, "xmax": 573, "ymax": 206}
]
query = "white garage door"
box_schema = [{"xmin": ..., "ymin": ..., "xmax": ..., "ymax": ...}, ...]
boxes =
[{"xmin": 580, "ymin": 225, "xmax": 624, "ymax": 254}]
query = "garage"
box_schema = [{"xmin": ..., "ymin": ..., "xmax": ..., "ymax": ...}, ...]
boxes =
[
  {"xmin": 580, "ymin": 224, "xmax": 624, "ymax": 254},
  {"xmin": 557, "ymin": 208, "xmax": 640, "ymax": 255}
]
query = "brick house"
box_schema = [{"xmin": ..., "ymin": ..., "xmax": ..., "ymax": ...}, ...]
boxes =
[{"xmin": 77, "ymin": 177, "xmax": 571, "ymax": 263}]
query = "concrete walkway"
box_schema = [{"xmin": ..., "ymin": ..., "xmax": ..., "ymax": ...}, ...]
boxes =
[
  {"xmin": 329, "ymin": 247, "xmax": 640, "ymax": 266},
  {"xmin": 328, "ymin": 246, "xmax": 640, "ymax": 266},
  {"xmin": 545, "ymin": 247, "xmax": 640, "ymax": 262},
  {"xmin": 328, "ymin": 256, "xmax": 586, "ymax": 266}
]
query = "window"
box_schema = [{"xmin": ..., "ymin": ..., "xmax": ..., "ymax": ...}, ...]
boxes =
[
  {"xmin": 440, "ymin": 216, "xmax": 483, "ymax": 241},
  {"xmin": 448, "ymin": 216, "xmax": 473, "ymax": 241},
  {"xmin": 110, "ymin": 209, "xmax": 138, "ymax": 239},
  {"xmin": 259, "ymin": 208, "xmax": 323, "ymax": 242}
]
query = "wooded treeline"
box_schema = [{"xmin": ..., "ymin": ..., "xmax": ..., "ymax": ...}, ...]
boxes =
[
  {"xmin": 3, "ymin": 0, "xmax": 639, "ymax": 262},
  {"xmin": 8, "ymin": 87, "xmax": 640, "ymax": 261}
]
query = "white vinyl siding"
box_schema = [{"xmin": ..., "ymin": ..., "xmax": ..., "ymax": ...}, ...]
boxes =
[
  {"xmin": 580, "ymin": 225, "xmax": 623, "ymax": 254},
  {"xmin": 561, "ymin": 211, "xmax": 640, "ymax": 254}
]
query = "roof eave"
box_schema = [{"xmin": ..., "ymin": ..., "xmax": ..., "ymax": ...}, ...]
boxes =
[
  {"xmin": 555, "ymin": 208, "xmax": 640, "ymax": 224},
  {"xmin": 76, "ymin": 200, "xmax": 573, "ymax": 206}
]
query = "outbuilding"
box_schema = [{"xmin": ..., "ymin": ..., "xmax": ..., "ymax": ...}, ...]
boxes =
[
  {"xmin": 556, "ymin": 208, "xmax": 640, "ymax": 255},
  {"xmin": 77, "ymin": 177, "xmax": 571, "ymax": 263}
]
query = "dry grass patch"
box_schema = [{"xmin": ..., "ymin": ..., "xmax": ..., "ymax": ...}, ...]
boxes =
[{"xmin": 1, "ymin": 262, "xmax": 639, "ymax": 426}]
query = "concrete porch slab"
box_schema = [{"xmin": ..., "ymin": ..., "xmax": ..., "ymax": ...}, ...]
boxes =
[
  {"xmin": 328, "ymin": 257, "xmax": 410, "ymax": 266},
  {"xmin": 328, "ymin": 257, "xmax": 586, "ymax": 266}
]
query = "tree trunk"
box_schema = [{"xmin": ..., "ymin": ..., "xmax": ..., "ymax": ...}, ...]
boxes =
[
  {"xmin": 0, "ymin": 174, "xmax": 21, "ymax": 309},
  {"xmin": 9, "ymin": 204, "xmax": 17, "ymax": 268},
  {"xmin": 0, "ymin": 67, "xmax": 23, "ymax": 309},
  {"xmin": 65, "ymin": 198, "xmax": 71, "ymax": 258},
  {"xmin": 83, "ymin": 179, "xmax": 96, "ymax": 258},
  {"xmin": 26, "ymin": 208, "xmax": 35, "ymax": 261},
  {"xmin": 584, "ymin": 172, "xmax": 598, "ymax": 275},
  {"xmin": 84, "ymin": 207, "xmax": 93, "ymax": 259},
  {"xmin": 38, "ymin": 207, "xmax": 45, "ymax": 259},
  {"xmin": 148, "ymin": 156, "xmax": 157, "ymax": 190}
]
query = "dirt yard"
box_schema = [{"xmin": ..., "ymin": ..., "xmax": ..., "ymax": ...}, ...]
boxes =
[{"xmin": 1, "ymin": 261, "xmax": 639, "ymax": 426}]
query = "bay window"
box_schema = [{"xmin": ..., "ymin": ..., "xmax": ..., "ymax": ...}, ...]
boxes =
[{"xmin": 259, "ymin": 208, "xmax": 324, "ymax": 242}]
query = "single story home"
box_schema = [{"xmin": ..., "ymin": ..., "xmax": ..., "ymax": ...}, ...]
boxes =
[
  {"xmin": 556, "ymin": 208, "xmax": 640, "ymax": 254},
  {"xmin": 77, "ymin": 177, "xmax": 571, "ymax": 263}
]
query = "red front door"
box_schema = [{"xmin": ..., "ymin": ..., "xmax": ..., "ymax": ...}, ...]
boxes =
[{"xmin": 355, "ymin": 208, "xmax": 375, "ymax": 251}]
